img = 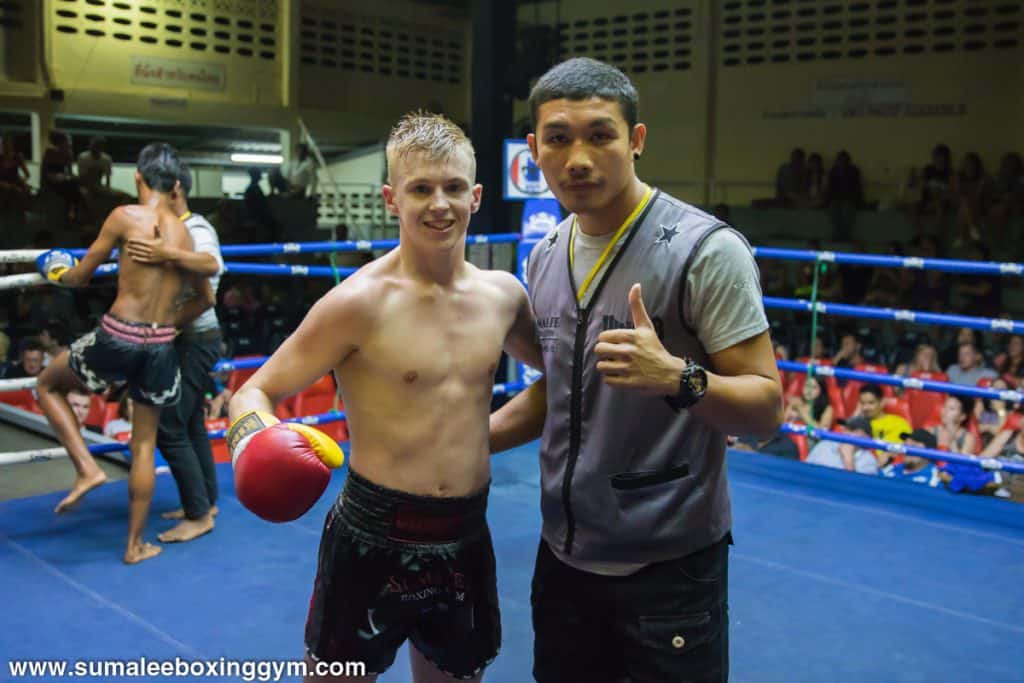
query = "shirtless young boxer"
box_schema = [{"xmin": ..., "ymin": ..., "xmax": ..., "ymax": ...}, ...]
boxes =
[
  {"xmin": 35, "ymin": 142, "xmax": 193, "ymax": 564},
  {"xmin": 227, "ymin": 112, "xmax": 542, "ymax": 682}
]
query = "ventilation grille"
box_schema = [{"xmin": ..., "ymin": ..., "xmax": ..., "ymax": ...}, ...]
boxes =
[
  {"xmin": 720, "ymin": 0, "xmax": 1021, "ymax": 67},
  {"xmin": 557, "ymin": 7, "xmax": 696, "ymax": 73},
  {"xmin": 52, "ymin": 0, "xmax": 279, "ymax": 60},
  {"xmin": 299, "ymin": 13, "xmax": 464, "ymax": 84},
  {"xmin": 317, "ymin": 189, "xmax": 398, "ymax": 230}
]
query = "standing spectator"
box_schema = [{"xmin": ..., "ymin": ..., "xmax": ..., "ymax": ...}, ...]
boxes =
[
  {"xmin": 907, "ymin": 234, "xmax": 948, "ymax": 313},
  {"xmin": 40, "ymin": 131, "xmax": 89, "ymax": 224},
  {"xmin": 776, "ymin": 148, "xmax": 807, "ymax": 207},
  {"xmin": 910, "ymin": 143, "xmax": 954, "ymax": 219},
  {"xmin": 805, "ymin": 152, "xmax": 826, "ymax": 207},
  {"xmin": 0, "ymin": 337, "xmax": 45, "ymax": 379},
  {"xmin": 988, "ymin": 152, "xmax": 1024, "ymax": 246},
  {"xmin": 825, "ymin": 150, "xmax": 864, "ymax": 241},
  {"xmin": 881, "ymin": 429, "xmax": 941, "ymax": 486},
  {"xmin": 268, "ymin": 143, "xmax": 317, "ymax": 198},
  {"xmin": 806, "ymin": 415, "xmax": 879, "ymax": 474},
  {"xmin": 927, "ymin": 395, "xmax": 977, "ymax": 455},
  {"xmin": 952, "ymin": 152, "xmax": 994, "ymax": 240},
  {"xmin": 946, "ymin": 341, "xmax": 998, "ymax": 386},
  {"xmin": 76, "ymin": 136, "xmax": 113, "ymax": 195},
  {"xmin": 0, "ymin": 131, "xmax": 31, "ymax": 212}
]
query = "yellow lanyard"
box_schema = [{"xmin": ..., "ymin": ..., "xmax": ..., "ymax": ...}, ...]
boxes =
[
  {"xmin": 179, "ymin": 210, "xmax": 192, "ymax": 221},
  {"xmin": 569, "ymin": 185, "xmax": 652, "ymax": 303}
]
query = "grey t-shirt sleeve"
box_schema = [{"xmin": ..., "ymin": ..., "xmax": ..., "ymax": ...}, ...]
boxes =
[{"xmin": 683, "ymin": 228, "xmax": 769, "ymax": 355}]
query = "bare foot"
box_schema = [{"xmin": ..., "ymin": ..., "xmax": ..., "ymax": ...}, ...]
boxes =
[
  {"xmin": 123, "ymin": 541, "xmax": 162, "ymax": 565},
  {"xmin": 157, "ymin": 515, "xmax": 215, "ymax": 543},
  {"xmin": 161, "ymin": 504, "xmax": 218, "ymax": 520},
  {"xmin": 54, "ymin": 471, "xmax": 108, "ymax": 513}
]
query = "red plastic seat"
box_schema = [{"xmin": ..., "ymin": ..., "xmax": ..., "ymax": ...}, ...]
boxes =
[
  {"xmin": 0, "ymin": 389, "xmax": 40, "ymax": 413},
  {"xmin": 292, "ymin": 374, "xmax": 348, "ymax": 443},
  {"xmin": 906, "ymin": 371, "xmax": 948, "ymax": 429},
  {"xmin": 882, "ymin": 396, "xmax": 913, "ymax": 424},
  {"xmin": 227, "ymin": 355, "xmax": 264, "ymax": 393},
  {"xmin": 84, "ymin": 395, "xmax": 107, "ymax": 430},
  {"xmin": 787, "ymin": 432, "xmax": 809, "ymax": 461}
]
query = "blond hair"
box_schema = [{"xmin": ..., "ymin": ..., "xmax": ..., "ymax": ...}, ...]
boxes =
[{"xmin": 385, "ymin": 111, "xmax": 475, "ymax": 183}]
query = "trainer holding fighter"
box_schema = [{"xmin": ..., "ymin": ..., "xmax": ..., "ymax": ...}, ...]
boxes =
[{"xmin": 490, "ymin": 58, "xmax": 784, "ymax": 682}]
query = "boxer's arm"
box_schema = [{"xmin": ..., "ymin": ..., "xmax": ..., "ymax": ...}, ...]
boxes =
[
  {"xmin": 230, "ymin": 284, "xmax": 365, "ymax": 421},
  {"xmin": 60, "ymin": 208, "xmax": 123, "ymax": 287},
  {"xmin": 502, "ymin": 276, "xmax": 543, "ymax": 370},
  {"xmin": 174, "ymin": 275, "xmax": 215, "ymax": 328},
  {"xmin": 489, "ymin": 376, "xmax": 547, "ymax": 454}
]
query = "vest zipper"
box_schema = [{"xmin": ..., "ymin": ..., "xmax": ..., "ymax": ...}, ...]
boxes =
[{"xmin": 562, "ymin": 306, "xmax": 590, "ymax": 555}]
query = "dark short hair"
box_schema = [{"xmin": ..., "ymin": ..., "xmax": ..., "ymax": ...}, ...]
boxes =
[
  {"xmin": 137, "ymin": 142, "xmax": 182, "ymax": 193},
  {"xmin": 859, "ymin": 383, "xmax": 884, "ymax": 400},
  {"xmin": 40, "ymin": 320, "xmax": 71, "ymax": 346},
  {"xmin": 178, "ymin": 160, "xmax": 192, "ymax": 197},
  {"xmin": 528, "ymin": 57, "xmax": 639, "ymax": 131},
  {"xmin": 19, "ymin": 337, "xmax": 45, "ymax": 355}
]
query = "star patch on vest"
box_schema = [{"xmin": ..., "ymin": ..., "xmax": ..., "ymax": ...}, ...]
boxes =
[{"xmin": 655, "ymin": 223, "xmax": 679, "ymax": 245}]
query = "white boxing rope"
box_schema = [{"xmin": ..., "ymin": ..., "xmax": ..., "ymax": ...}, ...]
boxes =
[
  {"xmin": 0, "ymin": 447, "xmax": 69, "ymax": 465},
  {"xmin": 0, "ymin": 377, "xmax": 38, "ymax": 392},
  {"xmin": 0, "ymin": 272, "xmax": 46, "ymax": 291},
  {"xmin": 0, "ymin": 249, "xmax": 45, "ymax": 264}
]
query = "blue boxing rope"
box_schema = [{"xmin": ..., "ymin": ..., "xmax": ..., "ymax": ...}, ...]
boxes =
[
  {"xmin": 752, "ymin": 246, "xmax": 1024, "ymax": 277},
  {"xmin": 778, "ymin": 422, "xmax": 1024, "ymax": 475},
  {"xmin": 776, "ymin": 360, "xmax": 1024, "ymax": 404},
  {"xmin": 764, "ymin": 297, "xmax": 1024, "ymax": 334}
]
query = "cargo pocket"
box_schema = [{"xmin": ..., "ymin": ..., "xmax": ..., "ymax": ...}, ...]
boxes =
[{"xmin": 636, "ymin": 611, "xmax": 716, "ymax": 655}]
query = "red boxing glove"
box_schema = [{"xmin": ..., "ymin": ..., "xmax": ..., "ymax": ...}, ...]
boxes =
[{"xmin": 228, "ymin": 411, "xmax": 345, "ymax": 523}]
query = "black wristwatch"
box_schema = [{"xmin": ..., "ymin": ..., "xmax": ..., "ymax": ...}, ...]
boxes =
[{"xmin": 665, "ymin": 360, "xmax": 708, "ymax": 412}]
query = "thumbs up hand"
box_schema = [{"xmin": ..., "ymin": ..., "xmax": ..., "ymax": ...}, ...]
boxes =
[{"xmin": 594, "ymin": 284, "xmax": 684, "ymax": 395}]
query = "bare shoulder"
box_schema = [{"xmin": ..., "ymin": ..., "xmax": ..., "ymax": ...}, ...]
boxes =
[
  {"xmin": 310, "ymin": 254, "xmax": 395, "ymax": 328},
  {"xmin": 474, "ymin": 267, "xmax": 527, "ymax": 304}
]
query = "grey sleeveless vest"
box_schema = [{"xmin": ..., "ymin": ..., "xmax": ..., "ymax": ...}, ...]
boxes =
[{"xmin": 526, "ymin": 190, "xmax": 745, "ymax": 563}]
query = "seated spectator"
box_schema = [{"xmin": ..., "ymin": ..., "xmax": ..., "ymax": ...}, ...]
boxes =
[
  {"xmin": 951, "ymin": 241, "xmax": 1001, "ymax": 318},
  {"xmin": 40, "ymin": 130, "xmax": 90, "ymax": 224},
  {"xmin": 784, "ymin": 376, "xmax": 834, "ymax": 432},
  {"xmin": 731, "ymin": 432, "xmax": 800, "ymax": 460},
  {"xmin": 856, "ymin": 383, "xmax": 911, "ymax": 465},
  {"xmin": 830, "ymin": 329, "xmax": 865, "ymax": 383},
  {"xmin": 928, "ymin": 395, "xmax": 977, "ymax": 455},
  {"xmin": 76, "ymin": 136, "xmax": 113, "ymax": 195},
  {"xmin": 988, "ymin": 152, "xmax": 1024, "ymax": 245},
  {"xmin": 993, "ymin": 335, "xmax": 1024, "ymax": 385},
  {"xmin": 0, "ymin": 131, "xmax": 31, "ymax": 212},
  {"xmin": 976, "ymin": 377, "xmax": 1018, "ymax": 447},
  {"xmin": 881, "ymin": 429, "xmax": 941, "ymax": 487},
  {"xmin": 103, "ymin": 393, "xmax": 133, "ymax": 439},
  {"xmin": 806, "ymin": 415, "xmax": 879, "ymax": 475},
  {"xmin": 775, "ymin": 148, "xmax": 807, "ymax": 208},
  {"xmin": 38, "ymin": 320, "xmax": 71, "ymax": 367},
  {"xmin": 907, "ymin": 234, "xmax": 948, "ymax": 313},
  {"xmin": 825, "ymin": 150, "xmax": 864, "ymax": 241},
  {"xmin": 0, "ymin": 337, "xmax": 45, "ymax": 379},
  {"xmin": 66, "ymin": 388, "xmax": 101, "ymax": 435},
  {"xmin": 268, "ymin": 143, "xmax": 317, "ymax": 199},
  {"xmin": 945, "ymin": 340, "xmax": 998, "ymax": 386},
  {"xmin": 980, "ymin": 421, "xmax": 1024, "ymax": 500},
  {"xmin": 862, "ymin": 242, "xmax": 914, "ymax": 308},
  {"xmin": 894, "ymin": 342, "xmax": 941, "ymax": 378},
  {"xmin": 205, "ymin": 370, "xmax": 233, "ymax": 420}
]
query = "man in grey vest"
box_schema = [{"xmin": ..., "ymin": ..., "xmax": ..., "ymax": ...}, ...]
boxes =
[
  {"xmin": 127, "ymin": 161, "xmax": 224, "ymax": 543},
  {"xmin": 490, "ymin": 58, "xmax": 784, "ymax": 682}
]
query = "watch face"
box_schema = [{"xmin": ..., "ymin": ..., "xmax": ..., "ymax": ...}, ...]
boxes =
[{"xmin": 687, "ymin": 367, "xmax": 707, "ymax": 394}]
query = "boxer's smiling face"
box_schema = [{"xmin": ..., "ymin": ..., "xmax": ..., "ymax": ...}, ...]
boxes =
[{"xmin": 383, "ymin": 149, "xmax": 482, "ymax": 248}]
